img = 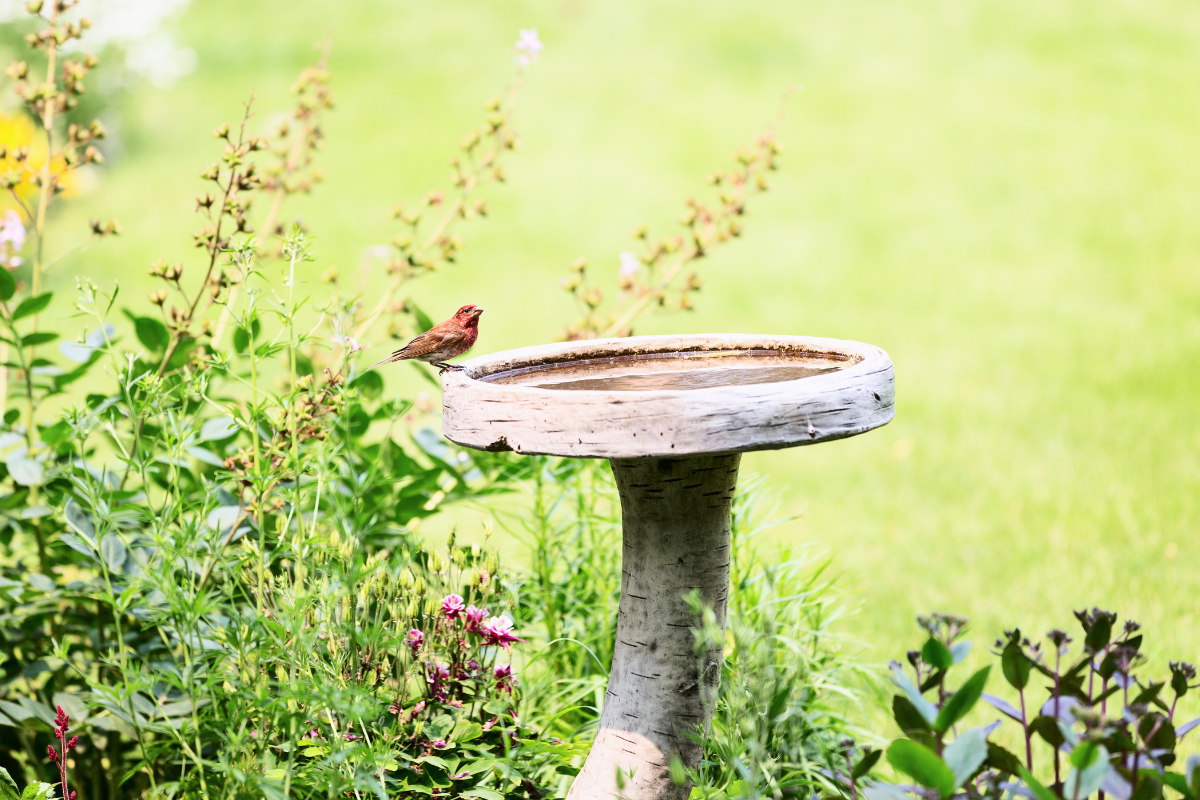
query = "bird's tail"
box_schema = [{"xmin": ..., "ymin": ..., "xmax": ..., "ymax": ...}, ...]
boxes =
[{"xmin": 365, "ymin": 352, "xmax": 403, "ymax": 371}]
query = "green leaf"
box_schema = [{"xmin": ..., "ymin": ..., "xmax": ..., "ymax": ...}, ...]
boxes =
[
  {"xmin": 889, "ymin": 663, "xmax": 938, "ymax": 725},
  {"xmin": 198, "ymin": 417, "xmax": 239, "ymax": 441},
  {"xmin": 1139, "ymin": 712, "xmax": 1176, "ymax": 756},
  {"xmin": 1064, "ymin": 744, "xmax": 1110, "ymax": 800},
  {"xmin": 1029, "ymin": 715, "xmax": 1065, "ymax": 749},
  {"xmin": 943, "ymin": 728, "xmax": 988, "ymax": 789},
  {"xmin": 39, "ymin": 420, "xmax": 70, "ymax": 447},
  {"xmin": 21, "ymin": 332, "xmax": 57, "ymax": 347},
  {"xmin": 0, "ymin": 268, "xmax": 15, "ymax": 302},
  {"xmin": 1188, "ymin": 755, "xmax": 1200, "ymax": 797},
  {"xmin": 0, "ymin": 767, "xmax": 19, "ymax": 800},
  {"xmin": 20, "ymin": 783, "xmax": 55, "ymax": 800},
  {"xmin": 922, "ymin": 638, "xmax": 954, "ymax": 670},
  {"xmin": 950, "ymin": 641, "xmax": 973, "ymax": 665},
  {"xmin": 233, "ymin": 318, "xmax": 261, "ymax": 354},
  {"xmin": 1002, "ymin": 639, "xmax": 1032, "ymax": 690},
  {"xmin": 886, "ymin": 739, "xmax": 956, "ymax": 798},
  {"xmin": 351, "ymin": 369, "xmax": 384, "ymax": 400},
  {"xmin": 935, "ymin": 666, "xmax": 990, "ymax": 733},
  {"xmin": 853, "ymin": 748, "xmax": 883, "ymax": 780},
  {"xmin": 409, "ymin": 300, "xmax": 434, "ymax": 332},
  {"xmin": 1070, "ymin": 741, "xmax": 1102, "ymax": 770},
  {"xmin": 1159, "ymin": 771, "xmax": 1193, "ymax": 800},
  {"xmin": 132, "ymin": 316, "xmax": 168, "ymax": 354},
  {"xmin": 893, "ymin": 695, "xmax": 933, "ymax": 734},
  {"xmin": 1017, "ymin": 765, "xmax": 1061, "ymax": 800},
  {"xmin": 11, "ymin": 293, "xmax": 51, "ymax": 321},
  {"xmin": 461, "ymin": 791, "xmax": 503, "ymax": 800},
  {"xmin": 1131, "ymin": 770, "xmax": 1164, "ymax": 800},
  {"xmin": 986, "ymin": 742, "xmax": 1024, "ymax": 775}
]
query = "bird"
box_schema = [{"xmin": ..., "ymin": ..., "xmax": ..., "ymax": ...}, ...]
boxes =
[{"xmin": 367, "ymin": 304, "xmax": 484, "ymax": 372}]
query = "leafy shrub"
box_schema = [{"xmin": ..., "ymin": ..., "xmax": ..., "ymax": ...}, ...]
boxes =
[
  {"xmin": 0, "ymin": 5, "xmax": 543, "ymax": 797},
  {"xmin": 851, "ymin": 611, "xmax": 1200, "ymax": 800}
]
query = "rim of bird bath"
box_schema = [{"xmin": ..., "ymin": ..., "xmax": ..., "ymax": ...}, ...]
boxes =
[{"xmin": 441, "ymin": 333, "xmax": 895, "ymax": 800}]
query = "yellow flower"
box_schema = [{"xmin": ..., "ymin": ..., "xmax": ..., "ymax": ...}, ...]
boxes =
[{"xmin": 0, "ymin": 109, "xmax": 79, "ymax": 212}]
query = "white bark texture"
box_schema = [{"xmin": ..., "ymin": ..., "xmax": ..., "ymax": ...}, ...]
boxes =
[
  {"xmin": 441, "ymin": 334, "xmax": 894, "ymax": 458},
  {"xmin": 565, "ymin": 454, "xmax": 740, "ymax": 800}
]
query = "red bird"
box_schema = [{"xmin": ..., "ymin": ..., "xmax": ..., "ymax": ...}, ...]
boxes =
[{"xmin": 368, "ymin": 305, "xmax": 484, "ymax": 372}]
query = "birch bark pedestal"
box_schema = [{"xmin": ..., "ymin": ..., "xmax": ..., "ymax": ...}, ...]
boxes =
[{"xmin": 566, "ymin": 454, "xmax": 740, "ymax": 800}]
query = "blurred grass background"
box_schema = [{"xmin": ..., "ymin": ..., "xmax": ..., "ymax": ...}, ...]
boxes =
[{"xmin": 19, "ymin": 0, "xmax": 1200, "ymax": 667}]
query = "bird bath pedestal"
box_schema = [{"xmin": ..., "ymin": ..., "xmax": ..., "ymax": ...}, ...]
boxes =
[{"xmin": 441, "ymin": 334, "xmax": 894, "ymax": 800}]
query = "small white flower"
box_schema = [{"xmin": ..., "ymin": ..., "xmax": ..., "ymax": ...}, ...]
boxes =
[
  {"xmin": 346, "ymin": 336, "xmax": 363, "ymax": 353},
  {"xmin": 618, "ymin": 251, "xmax": 641, "ymax": 278},
  {"xmin": 514, "ymin": 28, "xmax": 543, "ymax": 66}
]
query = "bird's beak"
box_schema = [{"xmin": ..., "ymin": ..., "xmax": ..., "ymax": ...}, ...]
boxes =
[{"xmin": 472, "ymin": 307, "xmax": 484, "ymax": 316}]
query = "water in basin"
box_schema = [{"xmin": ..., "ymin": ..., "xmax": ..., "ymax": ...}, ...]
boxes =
[{"xmin": 481, "ymin": 350, "xmax": 855, "ymax": 391}]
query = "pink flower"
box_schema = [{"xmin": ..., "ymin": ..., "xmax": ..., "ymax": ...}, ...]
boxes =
[
  {"xmin": 451, "ymin": 771, "xmax": 470, "ymax": 780},
  {"xmin": 432, "ymin": 738, "xmax": 448, "ymax": 749},
  {"xmin": 494, "ymin": 663, "xmax": 515, "ymax": 694},
  {"xmin": 0, "ymin": 210, "xmax": 25, "ymax": 268},
  {"xmin": 47, "ymin": 744, "xmax": 58, "ymax": 763},
  {"xmin": 406, "ymin": 629, "xmax": 425, "ymax": 654},
  {"xmin": 404, "ymin": 700, "xmax": 426, "ymax": 722},
  {"xmin": 514, "ymin": 29, "xmax": 543, "ymax": 66},
  {"xmin": 427, "ymin": 661, "xmax": 451, "ymax": 701},
  {"xmin": 441, "ymin": 593, "xmax": 466, "ymax": 619},
  {"xmin": 480, "ymin": 615, "xmax": 524, "ymax": 650},
  {"xmin": 464, "ymin": 605, "xmax": 489, "ymax": 633}
]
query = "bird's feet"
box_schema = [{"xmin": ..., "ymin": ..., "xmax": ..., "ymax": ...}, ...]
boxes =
[{"xmin": 436, "ymin": 363, "xmax": 466, "ymax": 373}]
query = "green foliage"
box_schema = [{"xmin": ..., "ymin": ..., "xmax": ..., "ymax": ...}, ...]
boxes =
[
  {"xmin": 850, "ymin": 611, "xmax": 1200, "ymax": 800},
  {"xmin": 681, "ymin": 479, "xmax": 872, "ymax": 800}
]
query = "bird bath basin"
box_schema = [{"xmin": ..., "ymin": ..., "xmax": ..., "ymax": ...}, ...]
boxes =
[{"xmin": 441, "ymin": 334, "xmax": 894, "ymax": 800}]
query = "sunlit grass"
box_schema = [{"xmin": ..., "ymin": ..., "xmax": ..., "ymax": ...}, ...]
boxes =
[{"xmin": 38, "ymin": 0, "xmax": 1200, "ymax": 672}]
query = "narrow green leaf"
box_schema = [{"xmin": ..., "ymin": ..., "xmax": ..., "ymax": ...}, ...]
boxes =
[
  {"xmin": 12, "ymin": 293, "xmax": 52, "ymax": 321},
  {"xmin": 853, "ymin": 749, "xmax": 883, "ymax": 780},
  {"xmin": 0, "ymin": 268, "xmax": 15, "ymax": 302},
  {"xmin": 1017, "ymin": 765, "xmax": 1061, "ymax": 800},
  {"xmin": 935, "ymin": 666, "xmax": 991, "ymax": 733},
  {"xmin": 21, "ymin": 332, "xmax": 57, "ymax": 347}
]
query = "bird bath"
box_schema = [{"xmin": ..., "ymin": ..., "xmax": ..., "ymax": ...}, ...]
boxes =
[{"xmin": 441, "ymin": 334, "xmax": 895, "ymax": 800}]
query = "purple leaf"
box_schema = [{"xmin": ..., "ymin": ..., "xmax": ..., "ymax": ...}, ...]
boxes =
[
  {"xmin": 1100, "ymin": 767, "xmax": 1131, "ymax": 800},
  {"xmin": 1040, "ymin": 695, "xmax": 1081, "ymax": 724},
  {"xmin": 1177, "ymin": 717, "xmax": 1200, "ymax": 739},
  {"xmin": 982, "ymin": 693, "xmax": 1024, "ymax": 722}
]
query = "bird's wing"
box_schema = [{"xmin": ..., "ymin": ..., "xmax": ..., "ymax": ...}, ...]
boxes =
[{"xmin": 391, "ymin": 325, "xmax": 466, "ymax": 360}]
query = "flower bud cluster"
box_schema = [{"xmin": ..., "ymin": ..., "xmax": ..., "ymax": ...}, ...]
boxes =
[
  {"xmin": 561, "ymin": 130, "xmax": 781, "ymax": 340},
  {"xmin": 352, "ymin": 44, "xmax": 533, "ymax": 345}
]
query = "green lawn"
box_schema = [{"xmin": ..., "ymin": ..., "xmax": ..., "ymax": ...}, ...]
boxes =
[{"xmin": 33, "ymin": 0, "xmax": 1200, "ymax": 673}]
